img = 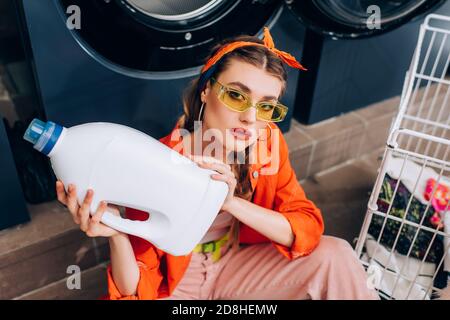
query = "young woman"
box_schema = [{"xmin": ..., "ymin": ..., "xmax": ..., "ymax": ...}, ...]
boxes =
[{"xmin": 56, "ymin": 28, "xmax": 379, "ymax": 300}]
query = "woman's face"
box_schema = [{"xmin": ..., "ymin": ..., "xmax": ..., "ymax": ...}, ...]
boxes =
[{"xmin": 200, "ymin": 59, "xmax": 283, "ymax": 156}]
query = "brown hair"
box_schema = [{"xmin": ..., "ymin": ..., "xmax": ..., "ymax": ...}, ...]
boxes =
[{"xmin": 176, "ymin": 34, "xmax": 288, "ymax": 250}]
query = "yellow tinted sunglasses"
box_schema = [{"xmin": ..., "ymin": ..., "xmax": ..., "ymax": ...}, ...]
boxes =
[{"xmin": 210, "ymin": 77, "xmax": 288, "ymax": 122}]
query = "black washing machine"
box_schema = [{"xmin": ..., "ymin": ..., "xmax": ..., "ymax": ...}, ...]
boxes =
[
  {"xmin": 0, "ymin": 118, "xmax": 30, "ymax": 230},
  {"xmin": 2, "ymin": 0, "xmax": 312, "ymax": 211},
  {"xmin": 286, "ymin": 0, "xmax": 449, "ymax": 124},
  {"xmin": 0, "ymin": 0, "xmax": 36, "ymax": 230},
  {"xmin": 19, "ymin": 0, "xmax": 308, "ymax": 135},
  {"xmin": 5, "ymin": 0, "xmax": 449, "ymax": 218}
]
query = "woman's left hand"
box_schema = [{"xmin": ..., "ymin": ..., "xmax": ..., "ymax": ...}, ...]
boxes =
[{"xmin": 187, "ymin": 154, "xmax": 236, "ymax": 211}]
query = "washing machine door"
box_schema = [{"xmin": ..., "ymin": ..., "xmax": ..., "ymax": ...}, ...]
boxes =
[
  {"xmin": 286, "ymin": 0, "xmax": 447, "ymax": 38},
  {"xmin": 58, "ymin": 0, "xmax": 282, "ymax": 72}
]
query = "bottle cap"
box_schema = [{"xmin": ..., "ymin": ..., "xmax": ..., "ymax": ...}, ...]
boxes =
[
  {"xmin": 23, "ymin": 118, "xmax": 46, "ymax": 145},
  {"xmin": 23, "ymin": 118, "xmax": 64, "ymax": 155}
]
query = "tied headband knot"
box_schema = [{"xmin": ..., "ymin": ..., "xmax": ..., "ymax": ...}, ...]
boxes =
[{"xmin": 200, "ymin": 26, "xmax": 307, "ymax": 75}]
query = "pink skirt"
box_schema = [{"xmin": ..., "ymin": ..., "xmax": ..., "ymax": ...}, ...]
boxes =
[{"xmin": 159, "ymin": 235, "xmax": 379, "ymax": 300}]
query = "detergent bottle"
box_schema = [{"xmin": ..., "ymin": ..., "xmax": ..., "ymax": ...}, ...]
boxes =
[{"xmin": 23, "ymin": 118, "xmax": 229, "ymax": 256}]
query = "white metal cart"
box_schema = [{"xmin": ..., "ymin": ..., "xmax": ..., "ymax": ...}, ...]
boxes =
[{"xmin": 355, "ymin": 14, "xmax": 450, "ymax": 300}]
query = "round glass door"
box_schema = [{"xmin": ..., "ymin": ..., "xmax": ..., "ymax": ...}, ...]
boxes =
[
  {"xmin": 58, "ymin": 0, "xmax": 282, "ymax": 71},
  {"xmin": 286, "ymin": 0, "xmax": 446, "ymax": 38}
]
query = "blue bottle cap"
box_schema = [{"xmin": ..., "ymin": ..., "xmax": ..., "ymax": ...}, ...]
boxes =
[
  {"xmin": 23, "ymin": 118, "xmax": 46, "ymax": 145},
  {"xmin": 23, "ymin": 118, "xmax": 64, "ymax": 155}
]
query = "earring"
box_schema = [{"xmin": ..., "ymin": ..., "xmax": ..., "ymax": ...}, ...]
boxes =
[{"xmin": 198, "ymin": 102, "xmax": 205, "ymax": 122}]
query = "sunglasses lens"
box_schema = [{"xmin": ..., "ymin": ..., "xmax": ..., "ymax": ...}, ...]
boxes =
[
  {"xmin": 221, "ymin": 89, "xmax": 249, "ymax": 111},
  {"xmin": 215, "ymin": 81, "xmax": 288, "ymax": 122},
  {"xmin": 257, "ymin": 103, "xmax": 287, "ymax": 122}
]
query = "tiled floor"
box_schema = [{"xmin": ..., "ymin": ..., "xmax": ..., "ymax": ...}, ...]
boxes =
[{"xmin": 301, "ymin": 147, "xmax": 385, "ymax": 245}]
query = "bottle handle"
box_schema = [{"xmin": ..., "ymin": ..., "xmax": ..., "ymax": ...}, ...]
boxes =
[
  {"xmin": 100, "ymin": 208, "xmax": 131, "ymax": 232},
  {"xmin": 100, "ymin": 208, "xmax": 168, "ymax": 243}
]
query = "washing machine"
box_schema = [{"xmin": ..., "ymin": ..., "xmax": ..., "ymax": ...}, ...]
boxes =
[
  {"xmin": 1, "ymin": 0, "xmax": 312, "ymax": 214},
  {"xmin": 0, "ymin": 118, "xmax": 30, "ymax": 230},
  {"xmin": 0, "ymin": 0, "xmax": 32, "ymax": 230},
  {"xmin": 18, "ymin": 0, "xmax": 308, "ymax": 135},
  {"xmin": 6, "ymin": 0, "xmax": 449, "ymax": 221},
  {"xmin": 286, "ymin": 0, "xmax": 449, "ymax": 124}
]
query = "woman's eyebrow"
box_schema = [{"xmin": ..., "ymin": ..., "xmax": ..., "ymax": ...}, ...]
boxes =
[{"xmin": 226, "ymin": 81, "xmax": 278, "ymax": 101}]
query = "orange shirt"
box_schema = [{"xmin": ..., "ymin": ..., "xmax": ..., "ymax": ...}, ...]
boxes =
[{"xmin": 104, "ymin": 122, "xmax": 324, "ymax": 300}]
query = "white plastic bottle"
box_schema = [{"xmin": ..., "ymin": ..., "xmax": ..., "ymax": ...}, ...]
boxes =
[{"xmin": 23, "ymin": 118, "xmax": 228, "ymax": 256}]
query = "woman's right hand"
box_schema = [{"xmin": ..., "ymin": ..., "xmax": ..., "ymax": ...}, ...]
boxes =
[{"xmin": 56, "ymin": 180, "xmax": 123, "ymax": 238}]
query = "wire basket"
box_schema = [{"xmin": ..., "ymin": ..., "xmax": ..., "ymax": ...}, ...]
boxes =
[{"xmin": 355, "ymin": 14, "xmax": 450, "ymax": 300}]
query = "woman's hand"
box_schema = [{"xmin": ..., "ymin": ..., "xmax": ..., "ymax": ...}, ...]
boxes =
[
  {"xmin": 56, "ymin": 180, "xmax": 123, "ymax": 238},
  {"xmin": 187, "ymin": 155, "xmax": 237, "ymax": 211}
]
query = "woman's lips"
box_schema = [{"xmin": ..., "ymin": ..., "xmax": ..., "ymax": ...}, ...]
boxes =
[{"xmin": 230, "ymin": 128, "xmax": 252, "ymax": 140}]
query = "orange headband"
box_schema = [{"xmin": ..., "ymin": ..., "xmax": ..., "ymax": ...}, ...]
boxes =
[{"xmin": 200, "ymin": 26, "xmax": 307, "ymax": 74}]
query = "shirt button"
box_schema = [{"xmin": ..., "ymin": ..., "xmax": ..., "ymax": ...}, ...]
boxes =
[{"xmin": 252, "ymin": 171, "xmax": 259, "ymax": 179}]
